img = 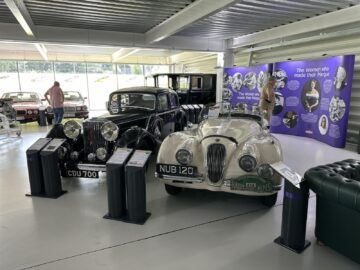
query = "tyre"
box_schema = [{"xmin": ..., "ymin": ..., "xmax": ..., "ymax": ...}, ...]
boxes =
[
  {"xmin": 164, "ymin": 184, "xmax": 183, "ymax": 196},
  {"xmin": 47, "ymin": 116, "xmax": 53, "ymax": 125},
  {"xmin": 261, "ymin": 193, "xmax": 278, "ymax": 207}
]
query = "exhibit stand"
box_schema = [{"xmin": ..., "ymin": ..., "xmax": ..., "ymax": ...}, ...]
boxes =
[
  {"xmin": 26, "ymin": 138, "xmax": 67, "ymax": 198},
  {"xmin": 104, "ymin": 149, "xmax": 152, "ymax": 225},
  {"xmin": 271, "ymin": 162, "xmax": 311, "ymax": 253}
]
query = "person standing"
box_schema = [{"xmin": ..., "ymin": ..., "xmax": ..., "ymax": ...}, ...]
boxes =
[
  {"xmin": 45, "ymin": 81, "xmax": 64, "ymax": 124},
  {"xmin": 259, "ymin": 76, "xmax": 276, "ymax": 124}
]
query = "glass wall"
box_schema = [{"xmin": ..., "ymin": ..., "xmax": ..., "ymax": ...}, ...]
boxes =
[
  {"xmin": 0, "ymin": 60, "xmax": 169, "ymax": 110},
  {"xmin": 18, "ymin": 61, "xmax": 54, "ymax": 98},
  {"xmin": 0, "ymin": 61, "xmax": 20, "ymax": 96}
]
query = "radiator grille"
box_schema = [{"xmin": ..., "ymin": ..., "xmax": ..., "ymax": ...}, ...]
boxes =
[
  {"xmin": 82, "ymin": 120, "xmax": 107, "ymax": 156},
  {"xmin": 207, "ymin": 143, "xmax": 226, "ymax": 183}
]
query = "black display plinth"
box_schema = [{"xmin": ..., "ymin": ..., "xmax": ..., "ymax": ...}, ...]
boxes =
[
  {"xmin": 26, "ymin": 138, "xmax": 52, "ymax": 196},
  {"xmin": 38, "ymin": 109, "xmax": 47, "ymax": 126},
  {"xmin": 39, "ymin": 138, "xmax": 67, "ymax": 198},
  {"xmin": 103, "ymin": 148, "xmax": 133, "ymax": 220},
  {"xmin": 125, "ymin": 150, "xmax": 152, "ymax": 224},
  {"xmin": 103, "ymin": 149, "xmax": 151, "ymax": 225},
  {"xmin": 271, "ymin": 162, "xmax": 311, "ymax": 253}
]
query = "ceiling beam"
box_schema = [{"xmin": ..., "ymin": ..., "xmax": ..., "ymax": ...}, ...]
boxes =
[
  {"xmin": 0, "ymin": 23, "xmax": 224, "ymax": 52},
  {"xmin": 231, "ymin": 5, "xmax": 360, "ymax": 48},
  {"xmin": 4, "ymin": 0, "xmax": 35, "ymax": 37},
  {"xmin": 4, "ymin": 0, "xmax": 49, "ymax": 61},
  {"xmin": 112, "ymin": 48, "xmax": 139, "ymax": 62},
  {"xmin": 145, "ymin": 0, "xmax": 236, "ymax": 44}
]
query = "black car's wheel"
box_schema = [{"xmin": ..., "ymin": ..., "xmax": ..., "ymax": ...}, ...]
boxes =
[
  {"xmin": 164, "ymin": 184, "xmax": 183, "ymax": 196},
  {"xmin": 261, "ymin": 193, "xmax": 278, "ymax": 207}
]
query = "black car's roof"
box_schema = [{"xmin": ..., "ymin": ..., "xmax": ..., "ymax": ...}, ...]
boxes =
[{"xmin": 111, "ymin": 87, "xmax": 176, "ymax": 95}]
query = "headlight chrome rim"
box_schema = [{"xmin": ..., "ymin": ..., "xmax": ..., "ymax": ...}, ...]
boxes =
[
  {"xmin": 96, "ymin": 147, "xmax": 107, "ymax": 161},
  {"xmin": 176, "ymin": 149, "xmax": 193, "ymax": 165},
  {"xmin": 239, "ymin": 155, "xmax": 257, "ymax": 172},
  {"xmin": 257, "ymin": 163, "xmax": 274, "ymax": 179},
  {"xmin": 63, "ymin": 120, "xmax": 81, "ymax": 139},
  {"xmin": 100, "ymin": 121, "xmax": 119, "ymax": 142}
]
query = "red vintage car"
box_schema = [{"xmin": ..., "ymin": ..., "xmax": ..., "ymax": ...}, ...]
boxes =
[
  {"xmin": 46, "ymin": 91, "xmax": 89, "ymax": 124},
  {"xmin": 1, "ymin": 92, "xmax": 45, "ymax": 124}
]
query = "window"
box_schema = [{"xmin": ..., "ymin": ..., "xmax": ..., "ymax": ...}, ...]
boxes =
[
  {"xmin": 158, "ymin": 75, "xmax": 168, "ymax": 88},
  {"xmin": 145, "ymin": 76, "xmax": 155, "ymax": 87},
  {"xmin": 0, "ymin": 61, "xmax": 19, "ymax": 95},
  {"xmin": 203, "ymin": 75, "xmax": 213, "ymax": 90},
  {"xmin": 179, "ymin": 76, "xmax": 189, "ymax": 91},
  {"xmin": 158, "ymin": 94, "xmax": 169, "ymax": 111},
  {"xmin": 63, "ymin": 91, "xmax": 83, "ymax": 102},
  {"xmin": 117, "ymin": 64, "xmax": 145, "ymax": 89},
  {"xmin": 170, "ymin": 93, "xmax": 178, "ymax": 108},
  {"xmin": 191, "ymin": 76, "xmax": 203, "ymax": 90},
  {"xmin": 18, "ymin": 61, "xmax": 54, "ymax": 98}
]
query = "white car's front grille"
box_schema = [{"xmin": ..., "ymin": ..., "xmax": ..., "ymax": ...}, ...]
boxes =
[
  {"xmin": 207, "ymin": 143, "xmax": 226, "ymax": 183},
  {"xmin": 64, "ymin": 107, "xmax": 76, "ymax": 113}
]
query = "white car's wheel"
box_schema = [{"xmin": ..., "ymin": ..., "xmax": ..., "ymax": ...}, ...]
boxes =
[
  {"xmin": 164, "ymin": 184, "xmax": 183, "ymax": 196},
  {"xmin": 261, "ymin": 193, "xmax": 278, "ymax": 207}
]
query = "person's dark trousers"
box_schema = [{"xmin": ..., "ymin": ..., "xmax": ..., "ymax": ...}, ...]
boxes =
[{"xmin": 53, "ymin": 107, "xmax": 64, "ymax": 124}]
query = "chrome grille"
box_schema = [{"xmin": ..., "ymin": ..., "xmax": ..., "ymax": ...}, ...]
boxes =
[
  {"xmin": 82, "ymin": 120, "xmax": 108, "ymax": 156},
  {"xmin": 64, "ymin": 107, "xmax": 76, "ymax": 113},
  {"xmin": 16, "ymin": 110, "xmax": 26, "ymax": 115},
  {"xmin": 207, "ymin": 143, "xmax": 226, "ymax": 183}
]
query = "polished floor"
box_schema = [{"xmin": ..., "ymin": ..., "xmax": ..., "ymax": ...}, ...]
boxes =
[{"xmin": 0, "ymin": 123, "xmax": 359, "ymax": 270}]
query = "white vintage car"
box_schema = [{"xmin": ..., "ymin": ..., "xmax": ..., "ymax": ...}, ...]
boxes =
[{"xmin": 155, "ymin": 104, "xmax": 283, "ymax": 207}]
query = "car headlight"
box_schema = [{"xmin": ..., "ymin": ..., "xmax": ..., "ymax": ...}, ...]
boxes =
[
  {"xmin": 257, "ymin": 164, "xmax": 274, "ymax": 179},
  {"xmin": 47, "ymin": 107, "xmax": 53, "ymax": 113},
  {"xmin": 33, "ymin": 110, "xmax": 38, "ymax": 114},
  {"xmin": 82, "ymin": 105, "xmax": 87, "ymax": 111},
  {"xmin": 239, "ymin": 155, "xmax": 257, "ymax": 172},
  {"xmin": 176, "ymin": 149, "xmax": 192, "ymax": 165},
  {"xmin": 88, "ymin": 153, "xmax": 96, "ymax": 162},
  {"xmin": 76, "ymin": 106, "xmax": 81, "ymax": 111},
  {"xmin": 27, "ymin": 110, "xmax": 32, "ymax": 115},
  {"xmin": 70, "ymin": 151, "xmax": 79, "ymax": 161},
  {"xmin": 63, "ymin": 120, "xmax": 81, "ymax": 139},
  {"xmin": 100, "ymin": 122, "xmax": 119, "ymax": 142},
  {"xmin": 96, "ymin": 147, "xmax": 107, "ymax": 161}
]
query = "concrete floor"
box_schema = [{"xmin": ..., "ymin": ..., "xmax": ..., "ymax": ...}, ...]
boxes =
[{"xmin": 0, "ymin": 123, "xmax": 359, "ymax": 270}]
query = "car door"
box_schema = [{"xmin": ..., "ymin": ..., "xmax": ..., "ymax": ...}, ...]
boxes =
[{"xmin": 157, "ymin": 93, "xmax": 174, "ymax": 136}]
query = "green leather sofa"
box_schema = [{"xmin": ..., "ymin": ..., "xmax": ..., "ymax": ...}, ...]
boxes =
[{"xmin": 304, "ymin": 159, "xmax": 360, "ymax": 264}]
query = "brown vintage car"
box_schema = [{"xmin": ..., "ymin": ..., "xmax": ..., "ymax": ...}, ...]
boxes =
[{"xmin": 1, "ymin": 92, "xmax": 45, "ymax": 124}]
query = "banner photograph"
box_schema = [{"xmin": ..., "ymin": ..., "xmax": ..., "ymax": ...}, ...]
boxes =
[
  {"xmin": 270, "ymin": 55, "xmax": 355, "ymax": 148},
  {"xmin": 223, "ymin": 64, "xmax": 273, "ymax": 111}
]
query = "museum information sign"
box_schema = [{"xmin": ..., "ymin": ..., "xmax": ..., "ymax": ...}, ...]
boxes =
[{"xmin": 270, "ymin": 55, "xmax": 355, "ymax": 148}]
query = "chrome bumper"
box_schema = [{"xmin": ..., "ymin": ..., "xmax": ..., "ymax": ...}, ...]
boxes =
[
  {"xmin": 65, "ymin": 163, "xmax": 106, "ymax": 172},
  {"xmin": 155, "ymin": 172, "xmax": 204, "ymax": 183}
]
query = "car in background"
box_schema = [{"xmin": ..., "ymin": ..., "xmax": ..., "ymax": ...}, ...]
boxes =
[
  {"xmin": 156, "ymin": 103, "xmax": 283, "ymax": 207},
  {"xmin": 1, "ymin": 92, "xmax": 44, "ymax": 124},
  {"xmin": 149, "ymin": 73, "xmax": 216, "ymax": 105},
  {"xmin": 46, "ymin": 91, "xmax": 88, "ymax": 124},
  {"xmin": 46, "ymin": 87, "xmax": 187, "ymax": 178}
]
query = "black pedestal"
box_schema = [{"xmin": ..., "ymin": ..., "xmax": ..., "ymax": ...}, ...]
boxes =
[
  {"xmin": 274, "ymin": 180, "xmax": 311, "ymax": 253},
  {"xmin": 39, "ymin": 138, "xmax": 67, "ymax": 198},
  {"xmin": 26, "ymin": 138, "xmax": 52, "ymax": 196},
  {"xmin": 104, "ymin": 148, "xmax": 133, "ymax": 219},
  {"xmin": 38, "ymin": 109, "xmax": 47, "ymax": 126}
]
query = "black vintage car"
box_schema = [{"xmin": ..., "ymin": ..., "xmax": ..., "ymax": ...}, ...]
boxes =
[
  {"xmin": 47, "ymin": 87, "xmax": 186, "ymax": 178},
  {"xmin": 149, "ymin": 73, "xmax": 216, "ymax": 105}
]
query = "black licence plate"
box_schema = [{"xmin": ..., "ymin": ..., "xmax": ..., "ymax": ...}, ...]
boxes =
[
  {"xmin": 63, "ymin": 169, "xmax": 99, "ymax": 178},
  {"xmin": 157, "ymin": 164, "xmax": 197, "ymax": 177}
]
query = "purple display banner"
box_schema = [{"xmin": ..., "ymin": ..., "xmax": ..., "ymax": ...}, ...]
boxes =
[
  {"xmin": 223, "ymin": 64, "xmax": 272, "ymax": 110},
  {"xmin": 270, "ymin": 55, "xmax": 355, "ymax": 148}
]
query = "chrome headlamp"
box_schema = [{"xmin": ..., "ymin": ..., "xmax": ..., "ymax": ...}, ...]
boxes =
[
  {"xmin": 96, "ymin": 147, "xmax": 107, "ymax": 161},
  {"xmin": 63, "ymin": 120, "xmax": 81, "ymax": 139},
  {"xmin": 58, "ymin": 146, "xmax": 67, "ymax": 159},
  {"xmin": 76, "ymin": 106, "xmax": 81, "ymax": 111},
  {"xmin": 176, "ymin": 149, "xmax": 192, "ymax": 165},
  {"xmin": 70, "ymin": 151, "xmax": 79, "ymax": 161},
  {"xmin": 27, "ymin": 110, "xmax": 32, "ymax": 115},
  {"xmin": 239, "ymin": 155, "xmax": 257, "ymax": 172},
  {"xmin": 100, "ymin": 121, "xmax": 119, "ymax": 142},
  {"xmin": 257, "ymin": 164, "xmax": 274, "ymax": 179}
]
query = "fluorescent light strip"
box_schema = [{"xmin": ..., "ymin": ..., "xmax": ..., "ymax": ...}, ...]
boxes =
[{"xmin": 34, "ymin": 43, "xmax": 48, "ymax": 61}]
